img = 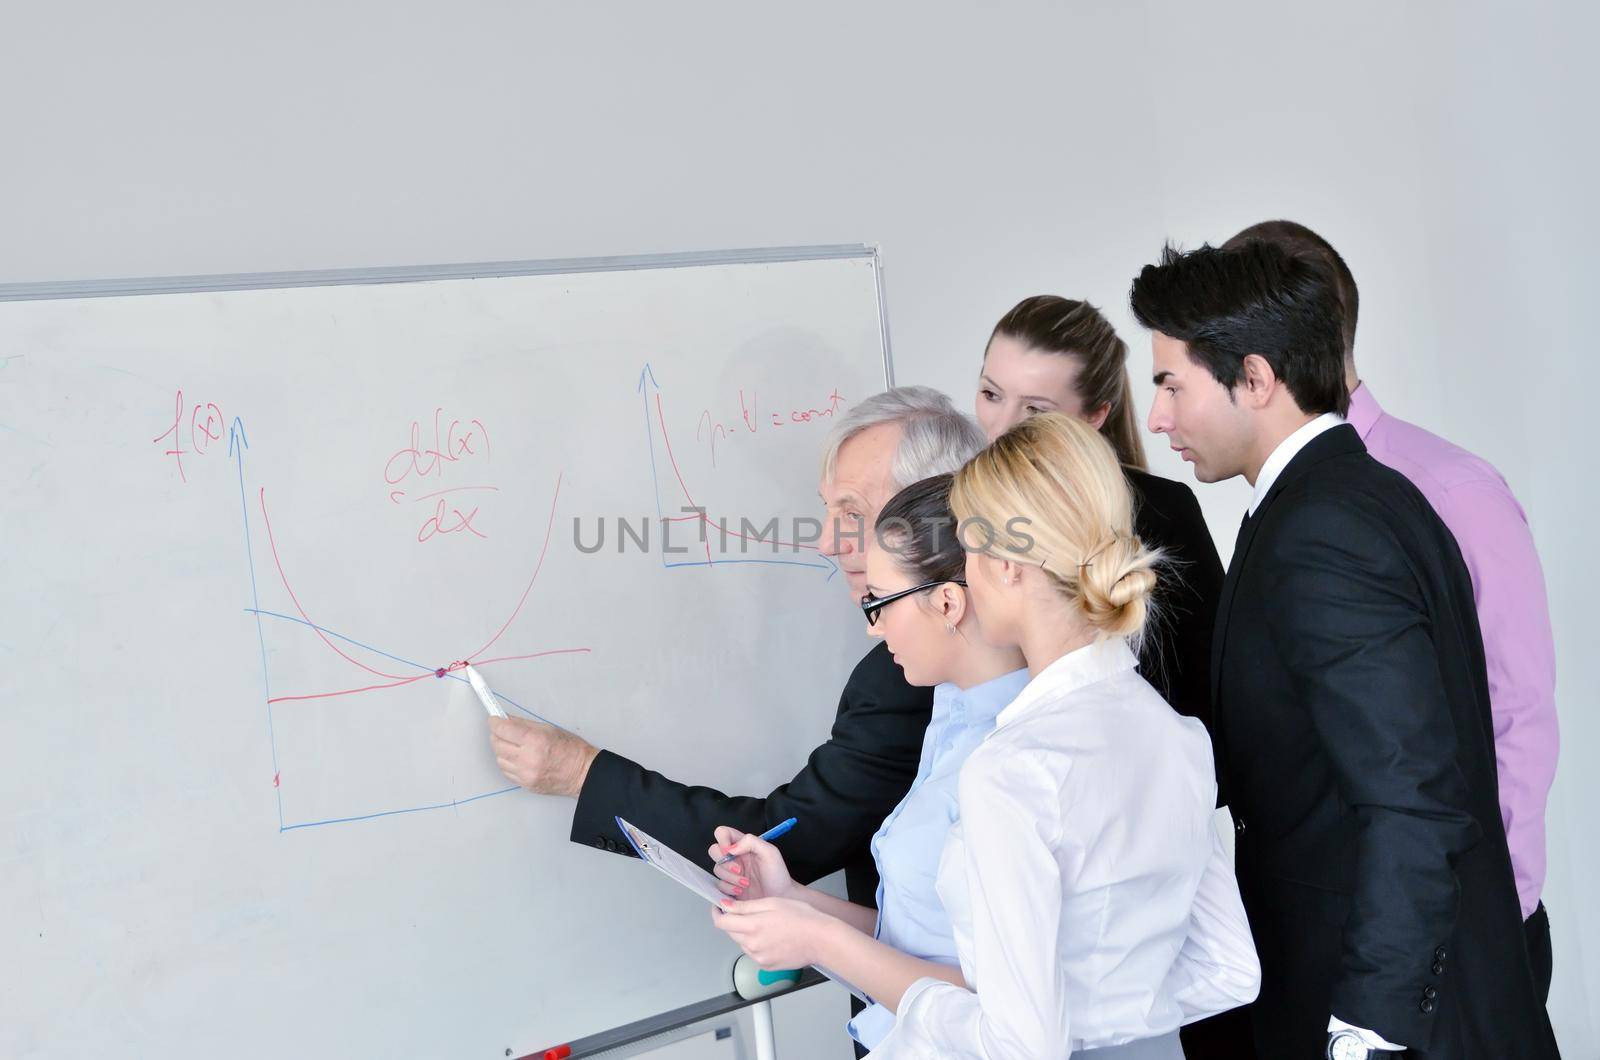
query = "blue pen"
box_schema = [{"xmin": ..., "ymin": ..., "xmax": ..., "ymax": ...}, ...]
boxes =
[{"xmin": 718, "ymin": 817, "xmax": 798, "ymax": 865}]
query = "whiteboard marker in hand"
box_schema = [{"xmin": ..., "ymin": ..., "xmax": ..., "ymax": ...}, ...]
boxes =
[{"xmin": 464, "ymin": 664, "xmax": 508, "ymax": 719}]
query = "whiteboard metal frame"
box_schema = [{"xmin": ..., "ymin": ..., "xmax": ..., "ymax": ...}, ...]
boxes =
[
  {"xmin": 0, "ymin": 244, "xmax": 878, "ymax": 301},
  {"xmin": 525, "ymin": 972, "xmax": 824, "ymax": 1059},
  {"xmin": 0, "ymin": 241, "xmax": 896, "ymax": 409}
]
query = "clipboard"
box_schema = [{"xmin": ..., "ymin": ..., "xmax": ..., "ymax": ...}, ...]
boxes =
[
  {"xmin": 615, "ymin": 816, "xmax": 728, "ymax": 907},
  {"xmin": 613, "ymin": 816, "xmax": 871, "ymax": 1003}
]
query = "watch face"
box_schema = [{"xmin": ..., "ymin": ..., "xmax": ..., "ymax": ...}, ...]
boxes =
[{"xmin": 1329, "ymin": 1034, "xmax": 1369, "ymax": 1060}]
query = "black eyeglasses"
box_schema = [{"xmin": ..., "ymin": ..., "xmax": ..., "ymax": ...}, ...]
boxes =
[{"xmin": 860, "ymin": 579, "xmax": 967, "ymax": 626}]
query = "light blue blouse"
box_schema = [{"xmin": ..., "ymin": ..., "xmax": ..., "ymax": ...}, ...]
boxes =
[{"xmin": 847, "ymin": 667, "xmax": 1030, "ymax": 1049}]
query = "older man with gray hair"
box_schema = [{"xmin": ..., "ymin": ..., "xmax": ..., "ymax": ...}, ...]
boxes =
[{"xmin": 488, "ymin": 385, "xmax": 986, "ymax": 917}]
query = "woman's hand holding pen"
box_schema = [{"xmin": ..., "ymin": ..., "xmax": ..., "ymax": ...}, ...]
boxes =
[
  {"xmin": 708, "ymin": 826, "xmax": 795, "ymax": 901},
  {"xmin": 707, "ymin": 820, "xmax": 874, "ymax": 973}
]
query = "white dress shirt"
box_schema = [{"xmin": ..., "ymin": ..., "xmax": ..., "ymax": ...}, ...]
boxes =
[
  {"xmin": 869, "ymin": 638, "xmax": 1260, "ymax": 1059},
  {"xmin": 1249, "ymin": 411, "xmax": 1345, "ymax": 515}
]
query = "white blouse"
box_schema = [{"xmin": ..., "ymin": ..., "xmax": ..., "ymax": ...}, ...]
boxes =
[{"xmin": 869, "ymin": 638, "xmax": 1260, "ymax": 1058}]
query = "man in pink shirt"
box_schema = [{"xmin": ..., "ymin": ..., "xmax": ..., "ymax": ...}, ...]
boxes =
[{"xmin": 1224, "ymin": 220, "xmax": 1560, "ymax": 1003}]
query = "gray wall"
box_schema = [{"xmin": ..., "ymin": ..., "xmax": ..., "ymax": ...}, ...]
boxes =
[{"xmin": 4, "ymin": 1, "xmax": 1593, "ymax": 1054}]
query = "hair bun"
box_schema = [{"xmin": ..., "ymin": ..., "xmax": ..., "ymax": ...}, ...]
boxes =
[
  {"xmin": 949, "ymin": 413, "xmax": 1164, "ymax": 646},
  {"xmin": 1076, "ymin": 533, "xmax": 1159, "ymax": 638}
]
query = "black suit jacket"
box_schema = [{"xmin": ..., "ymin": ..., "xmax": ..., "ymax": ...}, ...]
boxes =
[
  {"xmin": 569, "ymin": 640, "xmax": 932, "ymax": 908},
  {"xmin": 1127, "ymin": 468, "xmax": 1225, "ymax": 732},
  {"xmin": 1214, "ymin": 425, "xmax": 1556, "ymax": 1058}
]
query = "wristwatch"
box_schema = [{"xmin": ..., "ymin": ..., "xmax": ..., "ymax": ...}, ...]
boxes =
[{"xmin": 1327, "ymin": 1029, "xmax": 1401, "ymax": 1059}]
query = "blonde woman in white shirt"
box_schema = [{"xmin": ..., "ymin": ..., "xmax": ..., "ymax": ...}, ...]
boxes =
[{"xmin": 719, "ymin": 413, "xmax": 1259, "ymax": 1058}]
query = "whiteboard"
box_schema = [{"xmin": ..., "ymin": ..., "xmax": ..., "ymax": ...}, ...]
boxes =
[{"xmin": 0, "ymin": 248, "xmax": 889, "ymax": 1058}]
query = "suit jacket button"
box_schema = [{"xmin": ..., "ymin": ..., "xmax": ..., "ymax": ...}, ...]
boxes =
[
  {"xmin": 1435, "ymin": 945, "xmax": 1447, "ymax": 960},
  {"xmin": 593, "ymin": 835, "xmax": 608, "ymax": 849},
  {"xmin": 605, "ymin": 838, "xmax": 620, "ymax": 852},
  {"xmin": 1424, "ymin": 986, "xmax": 1438, "ymax": 1000},
  {"xmin": 1432, "ymin": 960, "xmax": 1445, "ymax": 975},
  {"xmin": 1234, "ymin": 816, "xmax": 1247, "ymax": 833},
  {"xmin": 1420, "ymin": 998, "xmax": 1436, "ymax": 1014}
]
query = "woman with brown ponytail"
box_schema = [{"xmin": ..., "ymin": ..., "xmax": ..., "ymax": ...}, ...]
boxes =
[{"xmin": 976, "ymin": 296, "xmax": 1223, "ymax": 733}]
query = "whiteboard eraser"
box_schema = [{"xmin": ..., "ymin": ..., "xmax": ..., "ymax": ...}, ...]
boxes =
[{"xmin": 732, "ymin": 954, "xmax": 801, "ymax": 1000}]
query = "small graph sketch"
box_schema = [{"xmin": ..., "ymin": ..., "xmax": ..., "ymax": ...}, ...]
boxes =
[
  {"xmin": 638, "ymin": 362, "xmax": 839, "ymax": 578},
  {"xmin": 225, "ymin": 416, "xmax": 590, "ymax": 832}
]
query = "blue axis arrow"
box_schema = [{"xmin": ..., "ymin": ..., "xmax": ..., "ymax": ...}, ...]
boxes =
[{"xmin": 229, "ymin": 415, "xmax": 284, "ymax": 830}]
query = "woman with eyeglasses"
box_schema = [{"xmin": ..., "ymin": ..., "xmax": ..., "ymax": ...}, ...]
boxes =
[
  {"xmin": 714, "ymin": 415, "xmax": 1258, "ymax": 1058},
  {"xmin": 709, "ymin": 472, "xmax": 1027, "ymax": 1054}
]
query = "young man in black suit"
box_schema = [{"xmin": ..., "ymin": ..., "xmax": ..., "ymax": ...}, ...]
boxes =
[{"xmin": 1131, "ymin": 242, "xmax": 1557, "ymax": 1059}]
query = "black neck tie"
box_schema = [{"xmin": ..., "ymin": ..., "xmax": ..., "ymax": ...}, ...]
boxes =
[{"xmin": 1234, "ymin": 509, "xmax": 1252, "ymax": 556}]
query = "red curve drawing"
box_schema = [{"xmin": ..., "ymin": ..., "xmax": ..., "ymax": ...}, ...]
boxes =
[{"xmin": 258, "ymin": 473, "xmax": 584, "ymax": 705}]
